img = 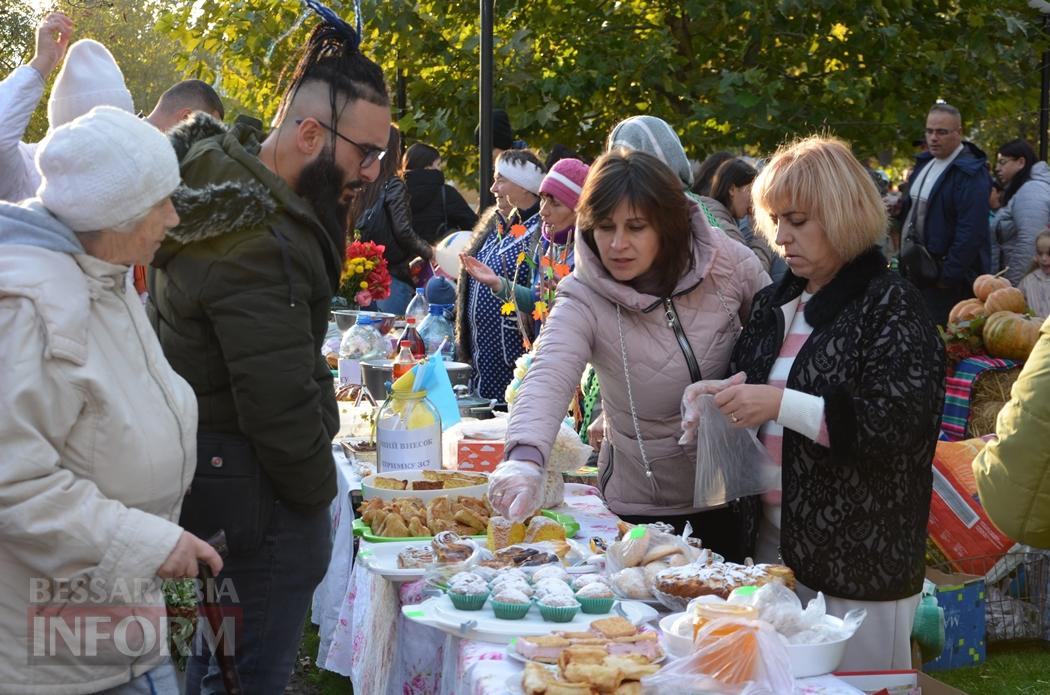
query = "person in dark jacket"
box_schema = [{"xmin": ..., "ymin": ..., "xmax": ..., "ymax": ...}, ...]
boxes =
[
  {"xmin": 147, "ymin": 19, "xmax": 391, "ymax": 694},
  {"xmin": 898, "ymin": 103, "xmax": 991, "ymax": 323},
  {"xmin": 683, "ymin": 136, "xmax": 945, "ymax": 670},
  {"xmin": 402, "ymin": 142, "xmax": 478, "ymax": 244},
  {"xmin": 357, "ymin": 124, "xmax": 434, "ymax": 314}
]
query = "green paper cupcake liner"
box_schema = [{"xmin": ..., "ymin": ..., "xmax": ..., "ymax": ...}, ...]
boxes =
[
  {"xmin": 490, "ymin": 598, "xmax": 532, "ymax": 620},
  {"xmin": 539, "ymin": 601, "xmax": 580, "ymax": 622},
  {"xmin": 576, "ymin": 594, "xmax": 614, "ymax": 614},
  {"xmin": 448, "ymin": 591, "xmax": 489, "ymax": 611}
]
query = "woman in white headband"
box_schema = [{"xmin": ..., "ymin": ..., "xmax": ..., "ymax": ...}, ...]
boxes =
[{"xmin": 455, "ymin": 149, "xmax": 546, "ymax": 401}]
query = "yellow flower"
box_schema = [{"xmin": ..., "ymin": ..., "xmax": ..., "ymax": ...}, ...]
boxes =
[
  {"xmin": 365, "ymin": 261, "xmax": 375, "ymax": 270},
  {"xmin": 532, "ymin": 301, "xmax": 549, "ymax": 321},
  {"xmin": 500, "ymin": 301, "xmax": 516, "ymax": 316},
  {"xmin": 516, "ymin": 251, "xmax": 526, "ymax": 265},
  {"xmin": 359, "ymin": 281, "xmax": 369, "ymax": 289}
]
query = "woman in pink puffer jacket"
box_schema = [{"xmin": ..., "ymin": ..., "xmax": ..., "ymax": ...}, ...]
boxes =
[{"xmin": 490, "ymin": 149, "xmax": 769, "ymax": 561}]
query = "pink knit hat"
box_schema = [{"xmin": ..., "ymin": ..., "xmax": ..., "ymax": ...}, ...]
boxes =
[{"xmin": 539, "ymin": 158, "xmax": 589, "ymax": 210}]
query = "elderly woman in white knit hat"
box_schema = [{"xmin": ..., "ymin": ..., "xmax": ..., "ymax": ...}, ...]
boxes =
[
  {"xmin": 0, "ymin": 106, "xmax": 221, "ymax": 695},
  {"xmin": 455, "ymin": 149, "xmax": 547, "ymax": 401}
]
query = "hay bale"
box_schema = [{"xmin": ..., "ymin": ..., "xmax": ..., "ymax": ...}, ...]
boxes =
[
  {"xmin": 968, "ymin": 399, "xmax": 1006, "ymax": 438},
  {"xmin": 972, "ymin": 367, "xmax": 1021, "ymax": 404}
]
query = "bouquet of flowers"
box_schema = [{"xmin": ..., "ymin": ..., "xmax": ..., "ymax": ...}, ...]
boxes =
[{"xmin": 339, "ymin": 238, "xmax": 392, "ymax": 307}]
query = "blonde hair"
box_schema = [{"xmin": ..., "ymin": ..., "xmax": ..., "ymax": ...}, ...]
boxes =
[
  {"xmin": 1029, "ymin": 228, "xmax": 1050, "ymax": 274},
  {"xmin": 751, "ymin": 135, "xmax": 887, "ymax": 263}
]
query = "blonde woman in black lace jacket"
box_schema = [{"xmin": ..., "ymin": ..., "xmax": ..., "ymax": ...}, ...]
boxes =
[{"xmin": 683, "ymin": 136, "xmax": 945, "ymax": 671}]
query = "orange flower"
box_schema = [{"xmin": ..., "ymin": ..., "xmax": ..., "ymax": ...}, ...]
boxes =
[
  {"xmin": 540, "ymin": 256, "xmax": 552, "ymax": 268},
  {"xmin": 532, "ymin": 301, "xmax": 549, "ymax": 321},
  {"xmin": 509, "ymin": 224, "xmax": 527, "ymax": 238},
  {"xmin": 553, "ymin": 262, "xmax": 571, "ymax": 278}
]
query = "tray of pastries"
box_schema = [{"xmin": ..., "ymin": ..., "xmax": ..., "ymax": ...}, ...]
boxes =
[{"xmin": 362, "ymin": 469, "xmax": 488, "ymax": 502}]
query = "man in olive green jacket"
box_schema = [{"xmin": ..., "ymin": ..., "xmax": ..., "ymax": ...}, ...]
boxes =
[
  {"xmin": 973, "ymin": 316, "xmax": 1050, "ymax": 548},
  {"xmin": 147, "ymin": 20, "xmax": 392, "ymax": 694}
]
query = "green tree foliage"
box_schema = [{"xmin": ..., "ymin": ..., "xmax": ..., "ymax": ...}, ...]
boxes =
[
  {"xmin": 157, "ymin": 1, "xmax": 1049, "ymax": 182},
  {"xmin": 9, "ymin": 1, "xmax": 184, "ymax": 143}
]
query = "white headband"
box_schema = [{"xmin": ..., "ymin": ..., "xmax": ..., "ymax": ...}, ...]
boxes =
[{"xmin": 496, "ymin": 158, "xmax": 545, "ymax": 195}]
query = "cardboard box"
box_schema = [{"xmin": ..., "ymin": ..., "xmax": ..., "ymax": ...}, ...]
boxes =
[
  {"xmin": 834, "ymin": 670, "xmax": 969, "ymax": 694},
  {"xmin": 453, "ymin": 438, "xmax": 504, "ymax": 473},
  {"xmin": 922, "ymin": 568, "xmax": 986, "ymax": 671},
  {"xmin": 927, "ymin": 438, "xmax": 1014, "ymax": 575}
]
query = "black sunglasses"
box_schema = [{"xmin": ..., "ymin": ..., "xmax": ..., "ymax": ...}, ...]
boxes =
[{"xmin": 294, "ymin": 118, "xmax": 386, "ymax": 168}]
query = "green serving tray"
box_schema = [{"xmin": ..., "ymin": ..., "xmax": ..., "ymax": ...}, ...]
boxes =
[{"xmin": 352, "ymin": 509, "xmax": 580, "ymax": 543}]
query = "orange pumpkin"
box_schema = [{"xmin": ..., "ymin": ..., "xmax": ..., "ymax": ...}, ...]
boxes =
[
  {"xmin": 984, "ymin": 287, "xmax": 1026, "ymax": 315},
  {"xmin": 983, "ymin": 311, "xmax": 1042, "ymax": 360},
  {"xmin": 973, "ymin": 274, "xmax": 1011, "ymax": 301},
  {"xmin": 948, "ymin": 298, "xmax": 986, "ymax": 324}
]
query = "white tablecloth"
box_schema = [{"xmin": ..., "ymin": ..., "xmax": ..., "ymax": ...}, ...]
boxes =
[{"xmin": 311, "ymin": 467, "xmax": 621, "ymax": 695}]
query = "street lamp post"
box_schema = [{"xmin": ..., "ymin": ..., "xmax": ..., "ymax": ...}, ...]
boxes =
[{"xmin": 479, "ymin": 0, "xmax": 494, "ymax": 209}]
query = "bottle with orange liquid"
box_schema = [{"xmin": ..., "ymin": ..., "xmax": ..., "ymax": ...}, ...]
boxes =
[{"xmin": 392, "ymin": 340, "xmax": 417, "ymax": 381}]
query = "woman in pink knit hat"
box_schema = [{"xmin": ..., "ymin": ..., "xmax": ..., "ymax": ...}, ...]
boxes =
[{"xmin": 461, "ymin": 157, "xmax": 590, "ymax": 333}]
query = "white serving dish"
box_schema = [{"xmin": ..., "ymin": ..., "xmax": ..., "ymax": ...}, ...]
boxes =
[
  {"xmin": 357, "ymin": 540, "xmax": 432, "ymax": 581},
  {"xmin": 401, "ymin": 594, "xmax": 658, "ymax": 644},
  {"xmin": 658, "ymin": 611, "xmax": 693, "ymax": 658},
  {"xmin": 657, "ymin": 611, "xmax": 851, "ymax": 677},
  {"xmin": 782, "ymin": 615, "xmax": 851, "ymax": 678},
  {"xmin": 361, "ymin": 469, "xmax": 488, "ymax": 502}
]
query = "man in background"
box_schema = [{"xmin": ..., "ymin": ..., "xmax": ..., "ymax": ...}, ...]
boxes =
[{"xmin": 146, "ymin": 79, "xmax": 225, "ymax": 131}]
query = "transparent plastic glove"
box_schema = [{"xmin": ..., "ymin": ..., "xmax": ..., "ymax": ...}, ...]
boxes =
[
  {"xmin": 679, "ymin": 371, "xmax": 747, "ymax": 444},
  {"xmin": 488, "ymin": 459, "xmax": 545, "ymax": 521}
]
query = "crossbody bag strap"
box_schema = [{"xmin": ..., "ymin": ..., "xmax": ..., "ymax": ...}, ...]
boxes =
[
  {"xmin": 664, "ymin": 297, "xmax": 702, "ymax": 383},
  {"xmin": 440, "ymin": 185, "xmax": 448, "ymax": 227}
]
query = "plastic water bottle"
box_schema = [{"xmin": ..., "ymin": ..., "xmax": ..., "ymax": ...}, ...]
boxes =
[
  {"xmin": 419, "ymin": 304, "xmax": 456, "ymax": 360},
  {"xmin": 405, "ymin": 287, "xmax": 429, "ymax": 324},
  {"xmin": 338, "ymin": 316, "xmax": 386, "ymax": 385}
]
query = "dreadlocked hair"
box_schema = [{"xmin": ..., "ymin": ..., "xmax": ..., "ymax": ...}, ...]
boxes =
[{"xmin": 277, "ymin": 21, "xmax": 389, "ymax": 128}]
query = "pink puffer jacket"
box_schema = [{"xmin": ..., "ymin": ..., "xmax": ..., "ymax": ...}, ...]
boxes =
[{"xmin": 504, "ymin": 204, "xmax": 770, "ymax": 517}]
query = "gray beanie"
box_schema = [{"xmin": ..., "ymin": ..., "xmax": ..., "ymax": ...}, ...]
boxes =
[
  {"xmin": 606, "ymin": 115, "xmax": 693, "ymax": 189},
  {"xmin": 37, "ymin": 106, "xmax": 180, "ymax": 232}
]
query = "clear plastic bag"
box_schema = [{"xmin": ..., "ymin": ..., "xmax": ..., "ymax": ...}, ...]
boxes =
[
  {"xmin": 727, "ymin": 582, "xmax": 867, "ymax": 645},
  {"xmin": 691, "ymin": 394, "xmax": 776, "ymax": 508},
  {"xmin": 640, "ymin": 618, "xmax": 793, "ymax": 694},
  {"xmin": 605, "ymin": 523, "xmax": 703, "ymax": 601},
  {"xmin": 422, "ymin": 532, "xmax": 482, "ymax": 589}
]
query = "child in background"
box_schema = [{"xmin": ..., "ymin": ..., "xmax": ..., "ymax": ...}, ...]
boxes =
[{"xmin": 1019, "ymin": 229, "xmax": 1050, "ymax": 318}]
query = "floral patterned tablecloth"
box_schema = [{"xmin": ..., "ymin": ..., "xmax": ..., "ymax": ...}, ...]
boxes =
[{"xmin": 311, "ymin": 466, "xmax": 621, "ymax": 695}]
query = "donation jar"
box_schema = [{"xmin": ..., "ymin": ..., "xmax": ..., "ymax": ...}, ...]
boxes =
[{"xmin": 376, "ymin": 389, "xmax": 442, "ymax": 473}]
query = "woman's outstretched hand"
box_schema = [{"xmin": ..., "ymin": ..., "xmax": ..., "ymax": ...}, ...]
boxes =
[{"xmin": 459, "ymin": 254, "xmax": 501, "ymax": 292}]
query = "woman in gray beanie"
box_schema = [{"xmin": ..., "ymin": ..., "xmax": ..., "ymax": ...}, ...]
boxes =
[{"xmin": 0, "ymin": 106, "xmax": 221, "ymax": 694}]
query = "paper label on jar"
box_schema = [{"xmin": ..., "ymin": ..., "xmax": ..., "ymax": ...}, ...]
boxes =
[
  {"xmin": 377, "ymin": 423, "xmax": 441, "ymax": 471},
  {"xmin": 338, "ymin": 358, "xmax": 361, "ymax": 386}
]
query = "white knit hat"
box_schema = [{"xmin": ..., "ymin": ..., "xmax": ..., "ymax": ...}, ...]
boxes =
[
  {"xmin": 48, "ymin": 40, "xmax": 134, "ymax": 129},
  {"xmin": 37, "ymin": 106, "xmax": 181, "ymax": 232}
]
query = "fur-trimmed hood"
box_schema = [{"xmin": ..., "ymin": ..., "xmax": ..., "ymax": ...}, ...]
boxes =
[{"xmin": 160, "ymin": 113, "xmax": 277, "ymax": 254}]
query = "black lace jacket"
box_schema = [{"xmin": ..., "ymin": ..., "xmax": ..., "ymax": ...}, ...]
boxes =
[{"xmin": 731, "ymin": 248, "xmax": 945, "ymax": 601}]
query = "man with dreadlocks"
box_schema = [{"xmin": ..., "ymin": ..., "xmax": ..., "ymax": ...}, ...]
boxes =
[{"xmin": 146, "ymin": 7, "xmax": 390, "ymax": 692}]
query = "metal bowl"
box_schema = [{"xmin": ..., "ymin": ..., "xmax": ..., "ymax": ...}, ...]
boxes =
[
  {"xmin": 360, "ymin": 359, "xmax": 472, "ymax": 400},
  {"xmin": 331, "ymin": 309, "xmax": 398, "ymax": 334}
]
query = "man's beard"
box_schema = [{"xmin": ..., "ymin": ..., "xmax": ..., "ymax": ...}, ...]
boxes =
[{"xmin": 296, "ymin": 145, "xmax": 360, "ymax": 248}]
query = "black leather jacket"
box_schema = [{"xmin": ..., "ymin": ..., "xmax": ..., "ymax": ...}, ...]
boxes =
[{"xmin": 358, "ymin": 176, "xmax": 433, "ymax": 281}]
